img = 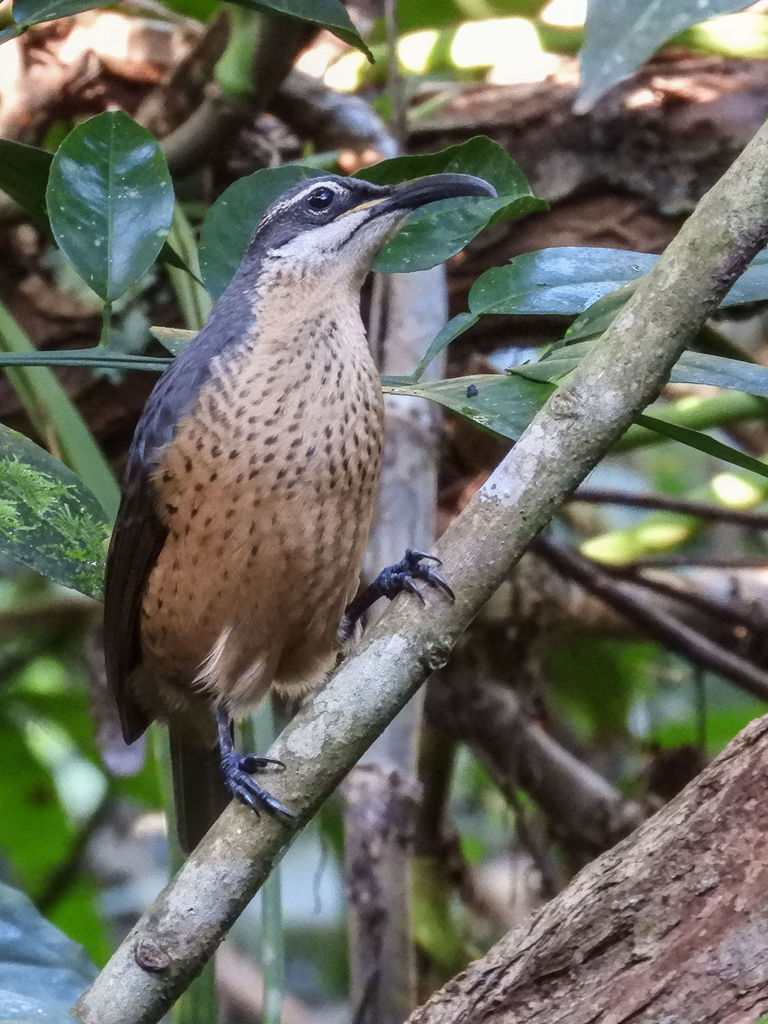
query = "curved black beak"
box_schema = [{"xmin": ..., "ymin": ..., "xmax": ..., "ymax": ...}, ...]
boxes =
[{"xmin": 382, "ymin": 172, "xmax": 497, "ymax": 213}]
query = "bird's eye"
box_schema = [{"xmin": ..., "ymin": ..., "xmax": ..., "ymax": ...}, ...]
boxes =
[{"xmin": 306, "ymin": 187, "xmax": 335, "ymax": 212}]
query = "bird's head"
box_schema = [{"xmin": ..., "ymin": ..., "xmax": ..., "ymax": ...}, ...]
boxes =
[{"xmin": 244, "ymin": 172, "xmax": 497, "ymax": 287}]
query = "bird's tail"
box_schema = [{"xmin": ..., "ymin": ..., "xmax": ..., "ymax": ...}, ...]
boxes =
[{"xmin": 168, "ymin": 727, "xmax": 230, "ymax": 855}]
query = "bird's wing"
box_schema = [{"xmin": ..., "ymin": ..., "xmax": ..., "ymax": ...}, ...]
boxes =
[
  {"xmin": 103, "ymin": 355, "xmax": 198, "ymax": 744},
  {"xmin": 103, "ymin": 450, "xmax": 167, "ymax": 744},
  {"xmin": 104, "ymin": 289, "xmax": 256, "ymax": 742}
]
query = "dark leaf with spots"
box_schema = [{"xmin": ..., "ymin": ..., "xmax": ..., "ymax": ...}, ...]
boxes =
[
  {"xmin": 46, "ymin": 112, "xmax": 174, "ymax": 302},
  {"xmin": 0, "ymin": 425, "xmax": 109, "ymax": 598}
]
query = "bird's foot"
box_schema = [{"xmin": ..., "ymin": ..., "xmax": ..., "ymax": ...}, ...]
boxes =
[
  {"xmin": 373, "ymin": 548, "xmax": 455, "ymax": 605},
  {"xmin": 339, "ymin": 550, "xmax": 454, "ymax": 642},
  {"xmin": 216, "ymin": 706, "xmax": 295, "ymax": 820},
  {"xmin": 220, "ymin": 749, "xmax": 295, "ymax": 820}
]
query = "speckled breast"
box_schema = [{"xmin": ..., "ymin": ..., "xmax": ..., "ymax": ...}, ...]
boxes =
[{"xmin": 140, "ymin": 304, "xmax": 384, "ymax": 713}]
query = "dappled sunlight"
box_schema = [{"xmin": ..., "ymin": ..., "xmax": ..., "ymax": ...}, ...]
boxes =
[
  {"xmin": 711, "ymin": 471, "xmax": 764, "ymax": 509},
  {"xmin": 540, "ymin": 0, "xmax": 587, "ymax": 29}
]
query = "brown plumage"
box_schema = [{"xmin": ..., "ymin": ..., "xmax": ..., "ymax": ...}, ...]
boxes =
[
  {"xmin": 103, "ymin": 172, "xmax": 495, "ymax": 851},
  {"xmin": 139, "ymin": 265, "xmax": 383, "ymax": 719}
]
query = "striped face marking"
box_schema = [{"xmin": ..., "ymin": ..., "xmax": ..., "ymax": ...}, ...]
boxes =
[{"xmin": 259, "ymin": 180, "xmax": 352, "ymax": 231}]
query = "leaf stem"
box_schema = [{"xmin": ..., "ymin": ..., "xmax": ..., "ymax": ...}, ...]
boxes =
[{"xmin": 98, "ymin": 302, "xmax": 112, "ymax": 347}]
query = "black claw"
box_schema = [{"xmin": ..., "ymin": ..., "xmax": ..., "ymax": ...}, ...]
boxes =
[
  {"xmin": 216, "ymin": 706, "xmax": 295, "ymax": 821},
  {"xmin": 222, "ymin": 756, "xmax": 296, "ymax": 820},
  {"xmin": 239, "ymin": 754, "xmax": 286, "ymax": 773},
  {"xmin": 375, "ymin": 549, "xmax": 455, "ymax": 604},
  {"xmin": 342, "ymin": 548, "xmax": 455, "ymax": 634},
  {"xmin": 401, "ymin": 576, "xmax": 424, "ymax": 601},
  {"xmin": 416, "ymin": 566, "xmax": 455, "ymax": 601},
  {"xmin": 405, "ymin": 548, "xmax": 442, "ymax": 565}
]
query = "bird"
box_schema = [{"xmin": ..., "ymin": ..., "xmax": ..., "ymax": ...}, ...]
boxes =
[{"xmin": 103, "ymin": 170, "xmax": 496, "ymax": 852}]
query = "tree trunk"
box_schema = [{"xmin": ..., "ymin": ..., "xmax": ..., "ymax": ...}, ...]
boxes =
[
  {"xmin": 344, "ymin": 267, "xmax": 448, "ymax": 1023},
  {"xmin": 407, "ymin": 714, "xmax": 768, "ymax": 1024}
]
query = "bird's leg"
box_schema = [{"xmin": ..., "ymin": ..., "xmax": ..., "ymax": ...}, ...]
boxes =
[
  {"xmin": 339, "ymin": 548, "xmax": 455, "ymax": 641},
  {"xmin": 215, "ymin": 706, "xmax": 295, "ymax": 820}
]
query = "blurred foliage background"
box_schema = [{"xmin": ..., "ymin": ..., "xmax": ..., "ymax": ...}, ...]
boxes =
[{"xmin": 3, "ymin": 0, "xmax": 768, "ymax": 1021}]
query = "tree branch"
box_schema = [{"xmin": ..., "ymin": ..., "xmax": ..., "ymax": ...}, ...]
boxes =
[
  {"xmin": 570, "ymin": 487, "xmax": 768, "ymax": 527},
  {"xmin": 426, "ymin": 667, "xmax": 645, "ymax": 854},
  {"xmin": 345, "ymin": 265, "xmax": 449, "ymax": 1023},
  {"xmin": 72, "ymin": 115, "xmax": 768, "ymax": 1024},
  {"xmin": 406, "ymin": 713, "xmax": 768, "ymax": 1024}
]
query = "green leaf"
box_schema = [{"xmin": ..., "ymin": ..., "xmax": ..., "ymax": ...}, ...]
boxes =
[
  {"xmin": 395, "ymin": 0, "xmax": 477, "ymax": 33},
  {"xmin": 375, "ymin": 193, "xmax": 542, "ymax": 274},
  {"xmin": 650, "ymin": 699, "xmax": 764, "ymax": 757},
  {"xmin": 165, "ymin": 205, "xmax": 212, "ymax": 329},
  {"xmin": 229, "ymin": 0, "xmax": 372, "ymax": 59},
  {"xmin": 148, "ymin": 327, "xmax": 197, "ymax": 357},
  {"xmin": 0, "ymin": 426, "xmax": 109, "ymax": 598},
  {"xmin": 0, "ymin": 25, "xmax": 24, "ymax": 44},
  {"xmin": 384, "ymin": 367, "xmax": 768, "ymax": 472},
  {"xmin": 565, "ymin": 286, "xmax": 634, "ymax": 342},
  {"xmin": 672, "ymin": 351, "xmax": 768, "ymax": 396},
  {"xmin": 19, "ymin": 688, "xmax": 160, "ymax": 810},
  {"xmin": 0, "ymin": 302, "xmax": 120, "ymax": 520},
  {"xmin": 410, "ymin": 313, "xmax": 479, "ymax": 381},
  {"xmin": 359, "ymin": 136, "xmax": 533, "ymax": 195},
  {"xmin": 0, "ymin": 716, "xmax": 73, "ymax": 899},
  {"xmin": 0, "ymin": 141, "xmax": 52, "ymax": 233},
  {"xmin": 46, "ymin": 112, "xmax": 174, "ymax": 302},
  {"xmin": 577, "ymin": 0, "xmax": 754, "ymax": 111},
  {"xmin": 469, "ymin": 248, "xmax": 656, "ymax": 316},
  {"xmin": 161, "ymin": 0, "xmax": 218, "ymax": 17},
  {"xmin": 383, "ymin": 374, "xmax": 553, "ymax": 440},
  {"xmin": 512, "ymin": 342, "xmax": 768, "ymax": 399},
  {"xmin": 363, "ymin": 137, "xmax": 545, "ymax": 273},
  {"xmin": 46, "ymin": 877, "xmax": 111, "ymax": 975},
  {"xmin": 724, "ymin": 245, "xmax": 768, "ymax": 305},
  {"xmin": 3, "ymin": 1, "xmax": 111, "ymax": 43},
  {"xmin": 547, "ymin": 639, "xmax": 654, "ymax": 740},
  {"xmin": 13, "ymin": 0, "xmax": 108, "ymax": 22},
  {"xmin": 508, "ymin": 346, "xmax": 586, "ymax": 382},
  {"xmin": 0, "ymin": 879, "xmax": 94, "ymax": 1020},
  {"xmin": 158, "ymin": 241, "xmax": 202, "ymax": 283},
  {"xmin": 637, "ymin": 413, "xmax": 768, "ymax": 482},
  {"xmin": 0, "ymin": 141, "xmax": 196, "ymax": 285},
  {"xmin": 199, "ymin": 165, "xmax": 321, "ymax": 300},
  {"xmin": 481, "ymin": 244, "xmax": 768, "ymax": 325}
]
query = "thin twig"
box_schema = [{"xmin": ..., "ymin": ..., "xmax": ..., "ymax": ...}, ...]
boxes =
[
  {"xmin": 384, "ymin": 0, "xmax": 407, "ymax": 151},
  {"xmin": 570, "ymin": 488, "xmax": 768, "ymax": 527},
  {"xmin": 614, "ymin": 565, "xmax": 765, "ymax": 635},
  {"xmin": 629, "ymin": 553, "xmax": 768, "ymax": 569},
  {"xmin": 536, "ymin": 538, "xmax": 768, "ymax": 703}
]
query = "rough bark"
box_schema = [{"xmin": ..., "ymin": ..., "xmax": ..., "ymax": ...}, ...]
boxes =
[
  {"xmin": 407, "ymin": 714, "xmax": 768, "ymax": 1024},
  {"xmin": 343, "ymin": 764, "xmax": 421, "ymax": 1024}
]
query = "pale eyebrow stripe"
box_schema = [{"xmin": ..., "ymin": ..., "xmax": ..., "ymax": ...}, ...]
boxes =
[{"xmin": 260, "ymin": 180, "xmax": 349, "ymax": 226}]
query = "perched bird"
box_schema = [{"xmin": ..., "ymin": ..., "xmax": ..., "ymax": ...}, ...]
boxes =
[{"xmin": 104, "ymin": 171, "xmax": 496, "ymax": 851}]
